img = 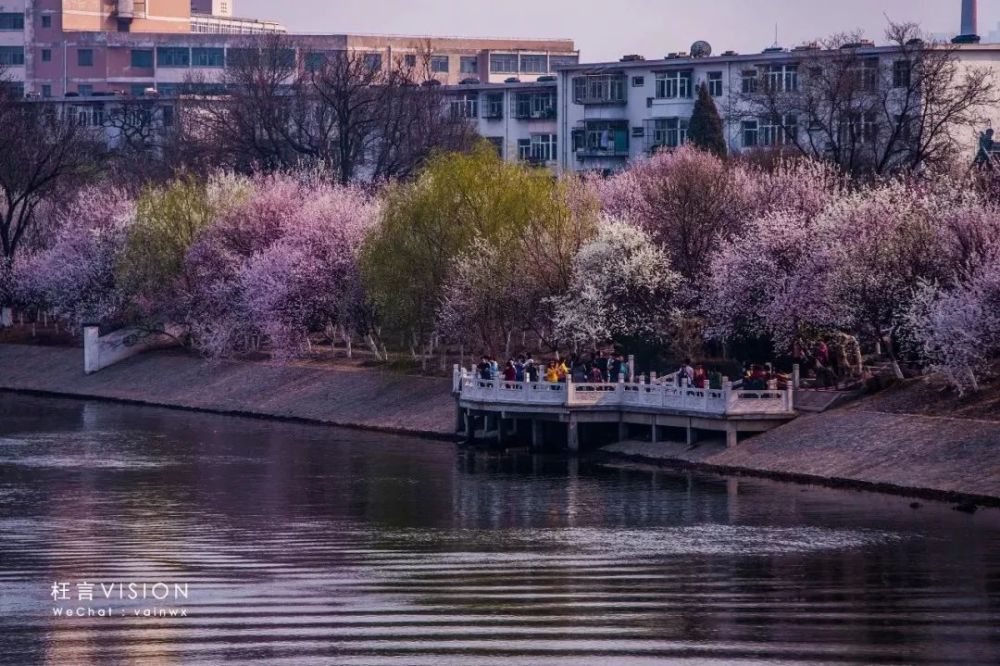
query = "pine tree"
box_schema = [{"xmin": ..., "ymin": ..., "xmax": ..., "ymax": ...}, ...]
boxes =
[{"xmin": 688, "ymin": 83, "xmax": 727, "ymax": 157}]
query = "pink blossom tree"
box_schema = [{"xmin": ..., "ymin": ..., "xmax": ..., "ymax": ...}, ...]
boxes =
[
  {"xmin": 904, "ymin": 263, "xmax": 1000, "ymax": 394},
  {"xmin": 185, "ymin": 173, "xmax": 378, "ymax": 358},
  {"xmin": 13, "ymin": 186, "xmax": 135, "ymax": 326}
]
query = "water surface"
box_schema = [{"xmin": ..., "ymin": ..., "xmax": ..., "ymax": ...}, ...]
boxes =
[{"xmin": 1, "ymin": 394, "xmax": 998, "ymax": 665}]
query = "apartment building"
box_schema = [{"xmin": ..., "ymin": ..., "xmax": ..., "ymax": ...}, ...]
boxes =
[
  {"xmin": 554, "ymin": 40, "xmax": 1000, "ymax": 174},
  {"xmin": 443, "ymin": 79, "xmax": 559, "ymax": 166},
  {"xmin": 0, "ymin": 1, "xmax": 577, "ymax": 97}
]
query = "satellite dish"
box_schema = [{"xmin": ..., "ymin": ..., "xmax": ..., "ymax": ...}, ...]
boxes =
[{"xmin": 691, "ymin": 40, "xmax": 712, "ymax": 58}]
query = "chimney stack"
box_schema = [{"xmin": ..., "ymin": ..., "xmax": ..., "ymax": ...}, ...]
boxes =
[{"xmin": 953, "ymin": 0, "xmax": 981, "ymax": 44}]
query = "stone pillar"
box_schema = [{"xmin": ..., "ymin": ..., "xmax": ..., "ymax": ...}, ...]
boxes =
[
  {"xmin": 531, "ymin": 419, "xmax": 544, "ymax": 449},
  {"xmin": 617, "ymin": 419, "xmax": 628, "ymax": 442},
  {"xmin": 686, "ymin": 421, "xmax": 696, "ymax": 447},
  {"xmin": 496, "ymin": 416, "xmax": 505, "ymax": 445},
  {"xmin": 650, "ymin": 422, "xmax": 659, "ymax": 444},
  {"xmin": 725, "ymin": 424, "xmax": 738, "ymax": 449},
  {"xmin": 455, "ymin": 402, "xmax": 465, "ymax": 434},
  {"xmin": 792, "ymin": 363, "xmax": 801, "ymax": 389},
  {"xmin": 464, "ymin": 409, "xmax": 473, "ymax": 440},
  {"xmin": 567, "ymin": 416, "xmax": 580, "ymax": 453},
  {"xmin": 83, "ymin": 326, "xmax": 100, "ymax": 375},
  {"xmin": 0, "ymin": 307, "xmax": 12, "ymax": 328}
]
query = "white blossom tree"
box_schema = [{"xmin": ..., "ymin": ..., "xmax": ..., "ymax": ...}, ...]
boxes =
[{"xmin": 552, "ymin": 219, "xmax": 682, "ymax": 347}]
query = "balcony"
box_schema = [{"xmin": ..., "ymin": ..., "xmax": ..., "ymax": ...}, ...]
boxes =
[{"xmin": 573, "ymin": 120, "xmax": 629, "ymax": 159}]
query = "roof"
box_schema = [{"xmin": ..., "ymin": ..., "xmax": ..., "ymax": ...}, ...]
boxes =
[{"xmin": 554, "ymin": 41, "xmax": 1000, "ymax": 73}]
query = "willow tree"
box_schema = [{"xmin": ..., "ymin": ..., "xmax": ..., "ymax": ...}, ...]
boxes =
[{"xmin": 361, "ymin": 142, "xmax": 599, "ymax": 359}]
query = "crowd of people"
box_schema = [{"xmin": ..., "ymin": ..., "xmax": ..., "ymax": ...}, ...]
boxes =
[
  {"xmin": 472, "ymin": 352, "xmax": 795, "ymax": 392},
  {"xmin": 476, "ymin": 351, "xmax": 632, "ymax": 385}
]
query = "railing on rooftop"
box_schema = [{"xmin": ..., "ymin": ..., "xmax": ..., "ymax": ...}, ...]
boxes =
[{"xmin": 453, "ymin": 367, "xmax": 794, "ymax": 417}]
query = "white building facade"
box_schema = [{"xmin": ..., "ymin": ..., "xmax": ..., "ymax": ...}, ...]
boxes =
[
  {"xmin": 443, "ymin": 80, "xmax": 559, "ymax": 166},
  {"xmin": 554, "ymin": 43, "xmax": 1000, "ymax": 174}
]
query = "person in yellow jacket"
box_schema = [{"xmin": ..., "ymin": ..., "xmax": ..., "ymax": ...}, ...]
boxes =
[{"xmin": 544, "ymin": 361, "xmax": 561, "ymax": 383}]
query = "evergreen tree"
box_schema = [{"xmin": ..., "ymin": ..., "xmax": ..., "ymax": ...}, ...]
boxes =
[{"xmin": 688, "ymin": 83, "xmax": 727, "ymax": 157}]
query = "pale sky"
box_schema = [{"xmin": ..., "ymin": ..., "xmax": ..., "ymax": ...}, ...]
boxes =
[{"xmin": 238, "ymin": 0, "xmax": 1000, "ymax": 62}]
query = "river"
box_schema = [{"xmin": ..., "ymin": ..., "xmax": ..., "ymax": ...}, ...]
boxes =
[{"xmin": 1, "ymin": 393, "xmax": 998, "ymax": 665}]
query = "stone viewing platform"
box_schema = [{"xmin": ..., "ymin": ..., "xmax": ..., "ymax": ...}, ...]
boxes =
[{"xmin": 452, "ymin": 366, "xmax": 796, "ymax": 450}]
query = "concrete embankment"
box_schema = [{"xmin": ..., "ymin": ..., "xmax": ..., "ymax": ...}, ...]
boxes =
[
  {"xmin": 2, "ymin": 343, "xmax": 998, "ymax": 503},
  {"xmin": 603, "ymin": 403, "xmax": 1000, "ymax": 505},
  {"xmin": 0, "ymin": 344, "xmax": 455, "ymax": 437}
]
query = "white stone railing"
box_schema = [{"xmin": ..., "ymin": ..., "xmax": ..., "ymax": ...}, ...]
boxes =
[{"xmin": 453, "ymin": 366, "xmax": 794, "ymax": 416}]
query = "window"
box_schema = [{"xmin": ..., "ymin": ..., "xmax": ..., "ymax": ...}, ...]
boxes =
[
  {"xmin": 573, "ymin": 74, "xmax": 626, "ymax": 104},
  {"xmin": 430, "ymin": 55, "xmax": 449, "ymax": 73},
  {"xmin": 741, "ymin": 70, "xmax": 758, "ymax": 94},
  {"xmin": 893, "ymin": 60, "xmax": 911, "ymax": 88},
  {"xmin": 131, "ymin": 49, "xmax": 153, "ymax": 68},
  {"xmin": 403, "ymin": 54, "xmax": 417, "ymax": 68},
  {"xmin": 41, "ymin": 84, "xmax": 52, "ymax": 98},
  {"xmin": 192, "ymin": 47, "xmax": 224, "ymax": 67},
  {"xmin": 517, "ymin": 138, "xmax": 532, "ymax": 161},
  {"xmin": 77, "ymin": 49, "xmax": 94, "ymax": 67},
  {"xmin": 632, "ymin": 76, "xmax": 645, "ymax": 87},
  {"xmin": 131, "ymin": 84, "xmax": 148, "ymax": 97},
  {"xmin": 0, "ymin": 13, "xmax": 24, "ymax": 31},
  {"xmin": 764, "ymin": 64, "xmax": 798, "ymax": 92},
  {"xmin": 490, "ymin": 53, "xmax": 517, "ymax": 73},
  {"xmin": 707, "ymin": 71, "xmax": 723, "ymax": 97},
  {"xmin": 851, "ymin": 58, "xmax": 879, "ymax": 91},
  {"xmin": 530, "ymin": 134, "xmax": 557, "ymax": 162},
  {"xmin": 157, "ymin": 47, "xmax": 189, "ymax": 68},
  {"xmin": 655, "ymin": 71, "xmax": 691, "ymax": 99},
  {"xmin": 305, "ymin": 51, "xmax": 327, "ymax": 72},
  {"xmin": 363, "ymin": 52, "xmax": 382, "ymax": 71},
  {"xmin": 0, "ymin": 47, "xmax": 24, "ymax": 65},
  {"xmin": 78, "ymin": 84, "xmax": 93, "ymax": 97},
  {"xmin": 742, "ymin": 120, "xmax": 759, "ymax": 147},
  {"xmin": 41, "ymin": 15, "xmax": 52, "ymax": 29},
  {"xmin": 460, "ymin": 56, "xmax": 477, "ymax": 74},
  {"xmin": 631, "ymin": 126, "xmax": 645, "ymax": 138},
  {"xmin": 41, "ymin": 49, "xmax": 52, "ymax": 63},
  {"xmin": 651, "ymin": 117, "xmax": 689, "ymax": 148},
  {"xmin": 549, "ymin": 55, "xmax": 578, "ymax": 68},
  {"xmin": 514, "ymin": 91, "xmax": 555, "ymax": 119},
  {"xmin": 2, "ymin": 82, "xmax": 23, "ymax": 99},
  {"xmin": 840, "ymin": 111, "xmax": 878, "ymax": 144},
  {"xmin": 449, "ymin": 93, "xmax": 477, "ymax": 119},
  {"xmin": 761, "ymin": 114, "xmax": 797, "ymax": 146},
  {"xmin": 520, "ymin": 55, "xmax": 547, "ymax": 73},
  {"xmin": 484, "ymin": 93, "xmax": 503, "ymax": 119}
]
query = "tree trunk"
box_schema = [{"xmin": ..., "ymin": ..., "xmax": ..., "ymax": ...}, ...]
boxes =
[
  {"xmin": 883, "ymin": 334, "xmax": 905, "ymax": 380},
  {"xmin": 365, "ymin": 333, "xmax": 382, "ymax": 361},
  {"xmin": 341, "ymin": 326, "xmax": 352, "ymax": 359}
]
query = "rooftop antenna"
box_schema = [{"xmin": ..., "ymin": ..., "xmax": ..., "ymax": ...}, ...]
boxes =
[{"xmin": 774, "ymin": 23, "xmax": 780, "ymax": 48}]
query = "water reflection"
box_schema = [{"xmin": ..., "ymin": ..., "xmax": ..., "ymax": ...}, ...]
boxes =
[{"xmin": 1, "ymin": 394, "xmax": 998, "ymax": 665}]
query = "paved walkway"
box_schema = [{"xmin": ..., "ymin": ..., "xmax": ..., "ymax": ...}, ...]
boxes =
[{"xmin": 0, "ymin": 344, "xmax": 455, "ymax": 436}]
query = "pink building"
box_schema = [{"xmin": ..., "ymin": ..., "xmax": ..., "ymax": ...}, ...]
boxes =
[{"xmin": 1, "ymin": 1, "xmax": 577, "ymax": 98}]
